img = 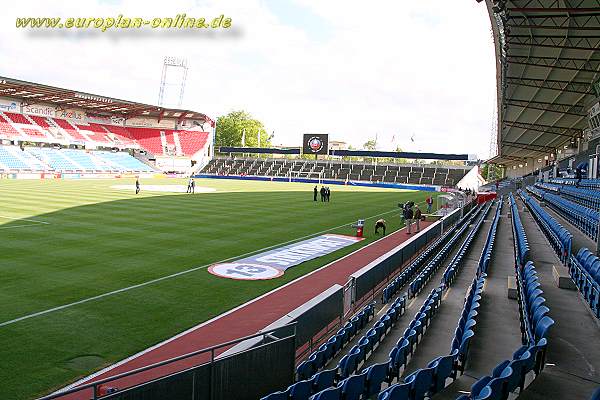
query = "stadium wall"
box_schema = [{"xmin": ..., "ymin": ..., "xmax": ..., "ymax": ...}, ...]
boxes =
[{"xmin": 193, "ymin": 173, "xmax": 441, "ymax": 192}]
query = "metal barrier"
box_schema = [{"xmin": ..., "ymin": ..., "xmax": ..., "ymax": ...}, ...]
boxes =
[{"xmin": 38, "ymin": 325, "xmax": 297, "ymax": 400}]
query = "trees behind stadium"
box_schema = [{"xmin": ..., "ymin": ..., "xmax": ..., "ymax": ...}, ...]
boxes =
[{"xmin": 215, "ymin": 110, "xmax": 272, "ymax": 148}]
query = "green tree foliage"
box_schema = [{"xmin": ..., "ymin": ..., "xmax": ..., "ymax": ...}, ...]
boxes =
[
  {"xmin": 215, "ymin": 110, "xmax": 270, "ymax": 148},
  {"xmin": 480, "ymin": 163, "xmax": 504, "ymax": 181},
  {"xmin": 363, "ymin": 139, "xmax": 377, "ymax": 151}
]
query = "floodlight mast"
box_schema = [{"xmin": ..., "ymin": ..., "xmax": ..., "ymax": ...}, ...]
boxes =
[{"xmin": 158, "ymin": 56, "xmax": 188, "ymax": 108}]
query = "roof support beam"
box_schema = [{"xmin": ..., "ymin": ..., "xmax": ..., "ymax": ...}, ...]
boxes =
[
  {"xmin": 502, "ymin": 140, "xmax": 555, "ymax": 153},
  {"xmin": 503, "ymin": 120, "xmax": 582, "ymax": 138},
  {"xmin": 504, "ymin": 99, "xmax": 586, "ymax": 116},
  {"xmin": 505, "ymin": 77, "xmax": 592, "ymax": 94},
  {"xmin": 506, "ymin": 35, "xmax": 600, "ymax": 51},
  {"xmin": 508, "ymin": 8, "xmax": 600, "ymax": 14},
  {"xmin": 507, "ymin": 55, "xmax": 600, "ymax": 73},
  {"xmin": 506, "ymin": 14, "xmax": 600, "ymax": 31}
]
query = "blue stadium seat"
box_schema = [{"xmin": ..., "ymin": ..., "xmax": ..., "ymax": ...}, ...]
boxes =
[
  {"xmin": 290, "ymin": 379, "xmax": 313, "ymax": 400},
  {"xmin": 311, "ymin": 368, "xmax": 336, "ymax": 393},
  {"xmin": 363, "ymin": 362, "xmax": 388, "ymax": 397},
  {"xmin": 340, "ymin": 371, "xmax": 366, "ymax": 400},
  {"xmin": 309, "ymin": 385, "xmax": 341, "ymax": 400},
  {"xmin": 378, "ymin": 382, "xmax": 410, "ymax": 400},
  {"xmin": 404, "ymin": 367, "xmax": 434, "ymax": 400},
  {"xmin": 261, "ymin": 388, "xmax": 290, "ymax": 400}
]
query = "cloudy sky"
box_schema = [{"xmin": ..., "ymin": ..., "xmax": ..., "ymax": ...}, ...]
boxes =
[{"xmin": 1, "ymin": 0, "xmax": 497, "ymax": 158}]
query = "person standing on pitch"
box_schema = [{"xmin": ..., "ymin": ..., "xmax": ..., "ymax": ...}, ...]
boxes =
[
  {"xmin": 414, "ymin": 205, "xmax": 422, "ymax": 232},
  {"xmin": 320, "ymin": 186, "xmax": 326, "ymax": 202},
  {"xmin": 326, "ymin": 187, "xmax": 331, "ymax": 202},
  {"xmin": 190, "ymin": 178, "xmax": 195, "ymax": 194},
  {"xmin": 375, "ymin": 218, "xmax": 386, "ymax": 235},
  {"xmin": 426, "ymin": 195, "xmax": 433, "ymax": 213},
  {"xmin": 135, "ymin": 177, "xmax": 140, "ymax": 195},
  {"xmin": 187, "ymin": 177, "xmax": 193, "ymax": 193},
  {"xmin": 403, "ymin": 203, "xmax": 414, "ymax": 234},
  {"xmin": 313, "ymin": 185, "xmax": 318, "ymax": 202}
]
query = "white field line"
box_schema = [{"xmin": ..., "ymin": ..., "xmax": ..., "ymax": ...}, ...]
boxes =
[
  {"xmin": 0, "ymin": 203, "xmax": 424, "ymax": 328},
  {"xmin": 0, "ymin": 223, "xmax": 47, "ymax": 230},
  {"xmin": 0, "ymin": 215, "xmax": 50, "ymax": 224}
]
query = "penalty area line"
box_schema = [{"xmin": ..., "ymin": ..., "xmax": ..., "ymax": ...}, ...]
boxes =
[{"xmin": 0, "ymin": 203, "xmax": 421, "ymax": 328}]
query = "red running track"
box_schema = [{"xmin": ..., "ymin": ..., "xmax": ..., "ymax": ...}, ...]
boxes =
[{"xmin": 59, "ymin": 221, "xmax": 433, "ymax": 399}]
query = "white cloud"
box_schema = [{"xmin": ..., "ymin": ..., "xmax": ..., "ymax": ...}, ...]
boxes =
[{"xmin": 0, "ymin": 0, "xmax": 496, "ymax": 158}]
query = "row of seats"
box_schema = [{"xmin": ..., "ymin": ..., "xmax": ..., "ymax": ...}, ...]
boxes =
[
  {"xmin": 378, "ymin": 290, "xmax": 460, "ymax": 400},
  {"xmin": 458, "ymin": 209, "xmax": 551, "ymax": 400},
  {"xmin": 536, "ymin": 188, "xmax": 599, "ymax": 240},
  {"xmin": 356, "ymin": 288, "xmax": 445, "ymax": 400},
  {"xmin": 444, "ymin": 200, "xmax": 499, "ymax": 286},
  {"xmin": 510, "ymin": 204, "xmax": 555, "ymax": 345},
  {"xmin": 292, "ymin": 288, "xmax": 441, "ymax": 400},
  {"xmin": 451, "ymin": 274, "xmax": 487, "ymax": 377},
  {"xmin": 409, "ymin": 204, "xmax": 488, "ymax": 297},
  {"xmin": 476, "ymin": 199, "xmax": 502, "ymax": 275},
  {"xmin": 201, "ymin": 158, "xmax": 470, "ymax": 187},
  {"xmin": 377, "ymin": 202, "xmax": 500, "ymax": 400},
  {"xmin": 519, "ymin": 190, "xmax": 572, "ymax": 263},
  {"xmin": 285, "ymin": 283, "xmax": 448, "ymax": 400},
  {"xmin": 0, "ymin": 112, "xmax": 210, "ymax": 157},
  {"xmin": 302, "ymin": 201, "xmax": 491, "ymax": 400},
  {"xmin": 0, "ymin": 146, "xmax": 155, "ymax": 173},
  {"xmin": 266, "ymin": 297, "xmax": 403, "ymax": 400},
  {"xmin": 517, "ymin": 261, "xmax": 555, "ymax": 346},
  {"xmin": 296, "ymin": 303, "xmax": 376, "ymax": 381},
  {"xmin": 382, "ymin": 207, "xmax": 478, "ymax": 304},
  {"xmin": 549, "ymin": 178, "xmax": 600, "ymax": 189},
  {"xmin": 570, "ymin": 248, "xmax": 600, "ymax": 318},
  {"xmin": 549, "ymin": 184, "xmax": 600, "ymax": 210},
  {"xmin": 509, "ymin": 194, "xmax": 530, "ymax": 267},
  {"xmin": 456, "ymin": 336, "xmax": 548, "ymax": 400}
]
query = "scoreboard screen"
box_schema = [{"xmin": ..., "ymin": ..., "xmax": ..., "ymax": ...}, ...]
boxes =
[{"xmin": 302, "ymin": 134, "xmax": 329, "ymax": 155}]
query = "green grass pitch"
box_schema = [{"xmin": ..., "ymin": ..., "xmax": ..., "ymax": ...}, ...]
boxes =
[{"xmin": 0, "ymin": 178, "xmax": 435, "ymax": 399}]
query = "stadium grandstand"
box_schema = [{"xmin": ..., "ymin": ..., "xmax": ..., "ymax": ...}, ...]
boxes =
[
  {"xmin": 5, "ymin": 2, "xmax": 600, "ymax": 400},
  {"xmin": 200, "ymin": 158, "xmax": 472, "ymax": 187},
  {"xmin": 0, "ymin": 76, "xmax": 214, "ymax": 175}
]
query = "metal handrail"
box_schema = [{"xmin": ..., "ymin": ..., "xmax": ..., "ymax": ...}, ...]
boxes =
[{"xmin": 37, "ymin": 323, "xmax": 297, "ymax": 400}]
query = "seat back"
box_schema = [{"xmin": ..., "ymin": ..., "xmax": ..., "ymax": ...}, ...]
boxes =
[
  {"xmin": 364, "ymin": 362, "xmax": 389, "ymax": 396},
  {"xmin": 290, "ymin": 379, "xmax": 313, "ymax": 400},
  {"xmin": 310, "ymin": 385, "xmax": 341, "ymax": 400},
  {"xmin": 340, "ymin": 371, "xmax": 366, "ymax": 400},
  {"xmin": 312, "ymin": 368, "xmax": 336, "ymax": 392}
]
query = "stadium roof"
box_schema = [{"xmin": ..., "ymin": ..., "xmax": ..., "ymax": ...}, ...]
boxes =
[
  {"xmin": 0, "ymin": 76, "xmax": 213, "ymax": 124},
  {"xmin": 482, "ymin": 0, "xmax": 600, "ymax": 166}
]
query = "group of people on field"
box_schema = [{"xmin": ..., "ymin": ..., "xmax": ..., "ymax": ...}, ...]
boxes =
[
  {"xmin": 314, "ymin": 185, "xmax": 331, "ymax": 202},
  {"xmin": 375, "ymin": 195, "xmax": 434, "ymax": 236},
  {"xmin": 401, "ymin": 201, "xmax": 422, "ymax": 234},
  {"xmin": 187, "ymin": 178, "xmax": 196, "ymax": 194}
]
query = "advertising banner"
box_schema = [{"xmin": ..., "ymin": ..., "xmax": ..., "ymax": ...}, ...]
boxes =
[
  {"xmin": 0, "ymin": 97, "xmax": 21, "ymax": 113},
  {"xmin": 126, "ymin": 116, "xmax": 176, "ymax": 129},
  {"xmin": 209, "ymin": 234, "xmax": 363, "ymax": 280},
  {"xmin": 86, "ymin": 113, "xmax": 125, "ymax": 126},
  {"xmin": 302, "ymin": 133, "xmax": 329, "ymax": 155},
  {"xmin": 22, "ymin": 103, "xmax": 56, "ymax": 118},
  {"xmin": 55, "ymin": 108, "xmax": 86, "ymax": 121}
]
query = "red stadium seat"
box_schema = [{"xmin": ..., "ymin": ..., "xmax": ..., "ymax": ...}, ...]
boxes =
[
  {"xmin": 177, "ymin": 130, "xmax": 209, "ymax": 156},
  {"xmin": 0, "ymin": 114, "xmax": 23, "ymax": 138},
  {"xmin": 53, "ymin": 118, "xmax": 89, "ymax": 142}
]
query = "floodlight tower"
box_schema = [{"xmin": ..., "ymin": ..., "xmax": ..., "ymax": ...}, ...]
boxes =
[{"xmin": 158, "ymin": 56, "xmax": 188, "ymax": 108}]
